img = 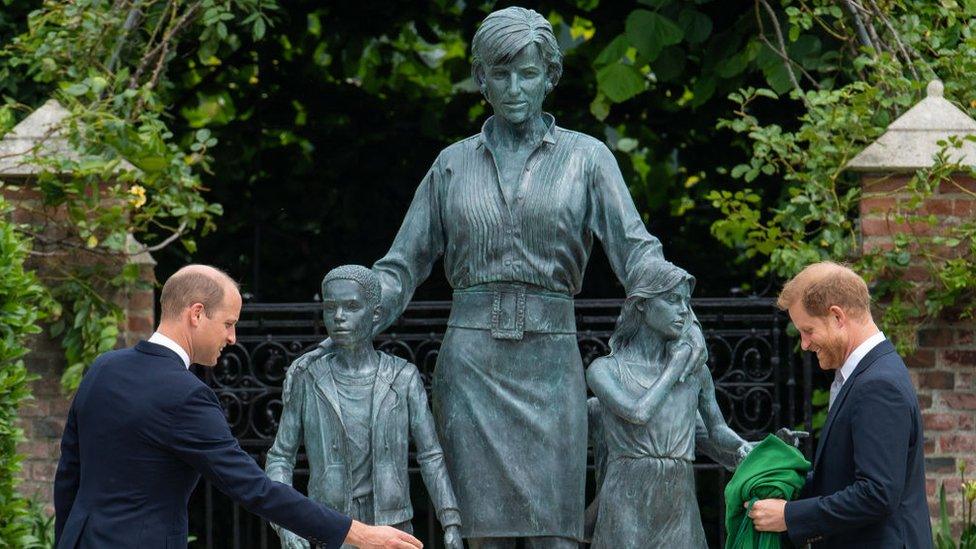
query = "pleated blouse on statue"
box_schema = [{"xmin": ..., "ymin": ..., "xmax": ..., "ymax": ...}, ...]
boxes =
[{"xmin": 372, "ymin": 113, "xmax": 664, "ymax": 328}]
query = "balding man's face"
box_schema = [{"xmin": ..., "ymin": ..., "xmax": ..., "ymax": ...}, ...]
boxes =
[{"xmin": 191, "ymin": 286, "xmax": 242, "ymax": 367}]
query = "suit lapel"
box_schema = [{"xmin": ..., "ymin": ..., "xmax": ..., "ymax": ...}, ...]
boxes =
[
  {"xmin": 310, "ymin": 353, "xmax": 346, "ymax": 431},
  {"xmin": 813, "ymin": 339, "xmax": 896, "ymax": 468}
]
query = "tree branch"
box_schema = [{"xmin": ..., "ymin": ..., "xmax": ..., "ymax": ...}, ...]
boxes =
[
  {"xmin": 756, "ymin": 0, "xmax": 814, "ymax": 102},
  {"xmin": 129, "ymin": 1, "xmax": 201, "ymax": 90},
  {"xmin": 866, "ymin": 0, "xmax": 921, "ymax": 82},
  {"xmin": 842, "ymin": 0, "xmax": 876, "ymax": 51}
]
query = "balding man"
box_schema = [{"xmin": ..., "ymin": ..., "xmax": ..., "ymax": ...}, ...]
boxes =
[
  {"xmin": 747, "ymin": 261, "xmax": 931, "ymax": 548},
  {"xmin": 53, "ymin": 265, "xmax": 423, "ymax": 549}
]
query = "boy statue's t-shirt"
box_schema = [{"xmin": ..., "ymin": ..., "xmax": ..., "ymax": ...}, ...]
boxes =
[{"xmin": 333, "ymin": 368, "xmax": 377, "ymax": 499}]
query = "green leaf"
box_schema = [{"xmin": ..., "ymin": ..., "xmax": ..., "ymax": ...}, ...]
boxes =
[
  {"xmin": 652, "ymin": 46, "xmax": 686, "ymax": 82},
  {"xmin": 690, "ymin": 75, "xmax": 716, "ymax": 107},
  {"xmin": 596, "ymin": 62, "xmax": 646, "ymax": 103},
  {"xmin": 625, "ymin": 10, "xmax": 683, "ymax": 62},
  {"xmin": 594, "ymin": 34, "xmax": 630, "ymax": 67},
  {"xmin": 88, "ymin": 76, "xmax": 108, "ymax": 94},
  {"xmin": 616, "ymin": 137, "xmax": 639, "ymax": 152},
  {"xmin": 253, "ymin": 17, "xmax": 266, "ymax": 40},
  {"xmin": 63, "ymin": 82, "xmax": 89, "ymax": 96},
  {"xmin": 677, "ymin": 9, "xmax": 712, "ymax": 44},
  {"xmin": 132, "ymin": 156, "xmax": 168, "ymax": 172},
  {"xmin": 589, "ymin": 93, "xmax": 611, "ymax": 121},
  {"xmin": 716, "ymin": 50, "xmax": 749, "ymax": 78}
]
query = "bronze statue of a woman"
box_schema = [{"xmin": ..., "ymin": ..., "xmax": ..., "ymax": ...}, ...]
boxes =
[{"xmin": 299, "ymin": 7, "xmax": 709, "ymax": 547}]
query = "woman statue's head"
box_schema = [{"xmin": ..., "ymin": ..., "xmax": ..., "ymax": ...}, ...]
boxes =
[
  {"xmin": 471, "ymin": 7, "xmax": 563, "ymax": 125},
  {"xmin": 608, "ymin": 259, "xmax": 695, "ymax": 354}
]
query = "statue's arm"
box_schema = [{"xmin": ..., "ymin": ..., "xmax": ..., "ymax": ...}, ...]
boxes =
[
  {"xmin": 405, "ymin": 367, "xmax": 461, "ymax": 528},
  {"xmin": 586, "ymin": 143, "xmax": 708, "ymax": 367},
  {"xmin": 265, "ymin": 364, "xmax": 305, "ymax": 486},
  {"xmin": 371, "ymin": 158, "xmax": 447, "ymax": 335},
  {"xmin": 264, "ymin": 363, "xmax": 308, "ymax": 539},
  {"xmin": 696, "ymin": 364, "xmax": 749, "ymax": 460},
  {"xmin": 585, "ymin": 142, "xmax": 664, "ymax": 285},
  {"xmin": 586, "ymin": 351, "xmax": 688, "ymax": 426}
]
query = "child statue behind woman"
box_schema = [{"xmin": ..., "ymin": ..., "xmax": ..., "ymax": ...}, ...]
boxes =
[{"xmin": 586, "ymin": 259, "xmax": 753, "ymax": 548}]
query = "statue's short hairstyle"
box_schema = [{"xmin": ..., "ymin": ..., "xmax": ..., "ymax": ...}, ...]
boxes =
[
  {"xmin": 322, "ymin": 265, "xmax": 382, "ymax": 309},
  {"xmin": 160, "ymin": 264, "xmax": 238, "ymax": 320},
  {"xmin": 777, "ymin": 261, "xmax": 871, "ymax": 319},
  {"xmin": 471, "ymin": 7, "xmax": 563, "ymax": 91}
]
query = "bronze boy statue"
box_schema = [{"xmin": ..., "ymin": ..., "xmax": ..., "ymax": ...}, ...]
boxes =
[{"xmin": 266, "ymin": 265, "xmax": 462, "ymax": 549}]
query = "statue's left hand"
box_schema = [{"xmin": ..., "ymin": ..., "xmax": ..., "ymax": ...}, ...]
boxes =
[
  {"xmin": 443, "ymin": 525, "xmax": 464, "ymax": 549},
  {"xmin": 775, "ymin": 427, "xmax": 810, "ymax": 448}
]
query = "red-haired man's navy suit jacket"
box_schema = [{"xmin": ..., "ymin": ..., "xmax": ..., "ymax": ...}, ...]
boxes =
[{"xmin": 784, "ymin": 339, "xmax": 933, "ymax": 548}]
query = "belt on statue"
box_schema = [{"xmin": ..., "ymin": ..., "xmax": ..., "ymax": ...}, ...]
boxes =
[{"xmin": 448, "ymin": 283, "xmax": 576, "ymax": 340}]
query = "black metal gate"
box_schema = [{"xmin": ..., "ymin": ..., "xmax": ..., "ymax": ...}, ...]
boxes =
[{"xmin": 188, "ymin": 297, "xmax": 813, "ymax": 548}]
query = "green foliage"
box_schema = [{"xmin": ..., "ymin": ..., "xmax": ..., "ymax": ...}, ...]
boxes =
[
  {"xmin": 1, "ymin": 0, "xmax": 278, "ymax": 390},
  {"xmin": 0, "ymin": 196, "xmax": 55, "ymax": 546},
  {"xmin": 20, "ymin": 497, "xmax": 55, "ymax": 549},
  {"xmin": 935, "ymin": 461, "xmax": 976, "ymax": 548},
  {"xmin": 709, "ymin": 1, "xmax": 976, "ymax": 352},
  {"xmin": 152, "ymin": 1, "xmax": 797, "ymax": 300}
]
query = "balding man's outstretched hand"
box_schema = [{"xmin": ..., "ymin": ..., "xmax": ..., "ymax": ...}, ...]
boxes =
[{"xmin": 344, "ymin": 521, "xmax": 424, "ymax": 549}]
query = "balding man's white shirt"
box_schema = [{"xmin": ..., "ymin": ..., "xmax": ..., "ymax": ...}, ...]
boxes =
[{"xmin": 148, "ymin": 332, "xmax": 191, "ymax": 369}]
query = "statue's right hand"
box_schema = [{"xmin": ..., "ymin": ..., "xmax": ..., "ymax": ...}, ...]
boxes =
[
  {"xmin": 666, "ymin": 341, "xmax": 696, "ymax": 381},
  {"xmin": 278, "ymin": 529, "xmax": 311, "ymax": 549},
  {"xmin": 344, "ymin": 521, "xmax": 423, "ymax": 549}
]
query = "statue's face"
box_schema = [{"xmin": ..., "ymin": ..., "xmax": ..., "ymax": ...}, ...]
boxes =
[
  {"xmin": 483, "ymin": 43, "xmax": 548, "ymax": 126},
  {"xmin": 641, "ymin": 281, "xmax": 691, "ymax": 340},
  {"xmin": 322, "ymin": 279, "xmax": 378, "ymax": 346}
]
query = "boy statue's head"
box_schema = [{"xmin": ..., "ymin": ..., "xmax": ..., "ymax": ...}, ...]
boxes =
[{"xmin": 321, "ymin": 265, "xmax": 382, "ymax": 346}]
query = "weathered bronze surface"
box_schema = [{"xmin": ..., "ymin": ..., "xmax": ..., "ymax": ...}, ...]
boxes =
[{"xmin": 266, "ymin": 266, "xmax": 462, "ymax": 549}]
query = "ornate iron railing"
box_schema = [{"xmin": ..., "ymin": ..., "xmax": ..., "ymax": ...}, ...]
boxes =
[{"xmin": 188, "ymin": 298, "xmax": 812, "ymax": 548}]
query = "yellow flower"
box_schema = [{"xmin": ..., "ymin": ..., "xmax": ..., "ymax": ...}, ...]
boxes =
[
  {"xmin": 965, "ymin": 480, "xmax": 976, "ymax": 504},
  {"xmin": 86, "ymin": 235, "xmax": 98, "ymax": 248},
  {"xmin": 128, "ymin": 185, "xmax": 147, "ymax": 209}
]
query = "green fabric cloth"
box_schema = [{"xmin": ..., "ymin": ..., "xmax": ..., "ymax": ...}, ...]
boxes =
[{"xmin": 724, "ymin": 434, "xmax": 811, "ymax": 549}]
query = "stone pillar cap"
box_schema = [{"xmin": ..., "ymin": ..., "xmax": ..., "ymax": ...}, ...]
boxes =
[
  {"xmin": 0, "ymin": 99, "xmax": 137, "ymax": 177},
  {"xmin": 847, "ymin": 79, "xmax": 976, "ymax": 172}
]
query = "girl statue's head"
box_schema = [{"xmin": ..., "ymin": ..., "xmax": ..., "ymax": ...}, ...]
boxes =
[{"xmin": 608, "ymin": 259, "xmax": 695, "ymax": 355}]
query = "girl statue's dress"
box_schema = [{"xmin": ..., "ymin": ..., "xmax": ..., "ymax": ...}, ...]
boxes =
[
  {"xmin": 590, "ymin": 355, "xmax": 709, "ymax": 548},
  {"xmin": 587, "ymin": 259, "xmax": 749, "ymax": 548}
]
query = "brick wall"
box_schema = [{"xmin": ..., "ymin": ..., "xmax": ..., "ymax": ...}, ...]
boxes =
[
  {"xmin": 860, "ymin": 173, "xmax": 976, "ymax": 526},
  {"xmin": 4, "ymin": 183, "xmax": 157, "ymax": 509},
  {"xmin": 14, "ymin": 279, "xmax": 155, "ymax": 510}
]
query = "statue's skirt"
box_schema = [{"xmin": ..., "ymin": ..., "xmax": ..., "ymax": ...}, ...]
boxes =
[{"xmin": 433, "ymin": 296, "xmax": 586, "ymax": 539}]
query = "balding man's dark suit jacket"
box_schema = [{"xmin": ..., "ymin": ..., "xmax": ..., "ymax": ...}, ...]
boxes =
[
  {"xmin": 54, "ymin": 341, "xmax": 352, "ymax": 549},
  {"xmin": 784, "ymin": 339, "xmax": 932, "ymax": 548}
]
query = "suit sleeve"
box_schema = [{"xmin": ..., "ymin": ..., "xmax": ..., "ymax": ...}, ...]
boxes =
[
  {"xmin": 406, "ymin": 367, "xmax": 461, "ymax": 528},
  {"xmin": 54, "ymin": 399, "xmax": 81, "ymax": 544},
  {"xmin": 784, "ymin": 378, "xmax": 912, "ymax": 544},
  {"xmin": 168, "ymin": 384, "xmax": 352, "ymax": 549}
]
